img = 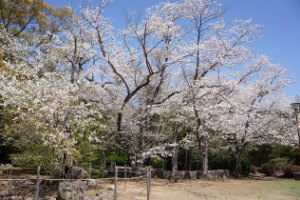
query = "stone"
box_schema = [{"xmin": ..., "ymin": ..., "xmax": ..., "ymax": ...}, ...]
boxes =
[
  {"xmin": 294, "ymin": 172, "xmax": 300, "ymax": 180},
  {"xmin": 86, "ymin": 179, "xmax": 97, "ymax": 188},
  {"xmin": 0, "ymin": 164, "xmax": 12, "ymax": 174},
  {"xmin": 66, "ymin": 167, "xmax": 88, "ymax": 179},
  {"xmin": 13, "ymin": 179, "xmax": 35, "ymax": 188},
  {"xmin": 0, "ymin": 181, "xmax": 9, "ymax": 186},
  {"xmin": 0, "ymin": 189, "xmax": 12, "ymax": 197},
  {"xmin": 57, "ymin": 181, "xmax": 86, "ymax": 200},
  {"xmin": 95, "ymin": 191, "xmax": 114, "ymax": 200}
]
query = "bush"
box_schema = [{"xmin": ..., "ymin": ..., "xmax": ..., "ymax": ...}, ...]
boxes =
[
  {"xmin": 250, "ymin": 165, "xmax": 257, "ymax": 174},
  {"xmin": 149, "ymin": 157, "xmax": 165, "ymax": 169},
  {"xmin": 105, "ymin": 155, "xmax": 128, "ymax": 165},
  {"xmin": 261, "ymin": 163, "xmax": 280, "ymax": 176},
  {"xmin": 283, "ymin": 165, "xmax": 300, "ymax": 178},
  {"xmin": 240, "ymin": 159, "xmax": 252, "ymax": 176},
  {"xmin": 91, "ymin": 168, "xmax": 105, "ymax": 178},
  {"xmin": 269, "ymin": 157, "xmax": 292, "ymax": 169},
  {"xmin": 210, "ymin": 154, "xmax": 234, "ymax": 170}
]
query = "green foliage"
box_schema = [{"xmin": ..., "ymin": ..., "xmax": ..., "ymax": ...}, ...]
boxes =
[
  {"xmin": 269, "ymin": 157, "xmax": 292, "ymax": 169},
  {"xmin": 149, "ymin": 157, "xmax": 165, "ymax": 169},
  {"xmin": 261, "ymin": 163, "xmax": 280, "ymax": 176},
  {"xmin": 91, "ymin": 168, "xmax": 105, "ymax": 178},
  {"xmin": 283, "ymin": 165, "xmax": 300, "ymax": 178},
  {"xmin": 240, "ymin": 159, "xmax": 252, "ymax": 176},
  {"xmin": 210, "ymin": 154, "xmax": 234, "ymax": 170},
  {"xmin": 105, "ymin": 155, "xmax": 128, "ymax": 165},
  {"xmin": 250, "ymin": 165, "xmax": 257, "ymax": 174}
]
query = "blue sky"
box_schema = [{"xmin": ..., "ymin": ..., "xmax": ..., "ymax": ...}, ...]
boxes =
[{"xmin": 45, "ymin": 0, "xmax": 300, "ymax": 101}]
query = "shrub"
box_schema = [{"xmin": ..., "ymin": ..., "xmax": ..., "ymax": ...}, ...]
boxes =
[
  {"xmin": 283, "ymin": 165, "xmax": 300, "ymax": 178},
  {"xmin": 105, "ymin": 155, "xmax": 128, "ymax": 165},
  {"xmin": 149, "ymin": 157, "xmax": 165, "ymax": 169},
  {"xmin": 250, "ymin": 165, "xmax": 257, "ymax": 174},
  {"xmin": 261, "ymin": 163, "xmax": 280, "ymax": 176},
  {"xmin": 240, "ymin": 159, "xmax": 252, "ymax": 176},
  {"xmin": 269, "ymin": 157, "xmax": 292, "ymax": 169},
  {"xmin": 91, "ymin": 168, "xmax": 105, "ymax": 178},
  {"xmin": 210, "ymin": 154, "xmax": 234, "ymax": 170}
]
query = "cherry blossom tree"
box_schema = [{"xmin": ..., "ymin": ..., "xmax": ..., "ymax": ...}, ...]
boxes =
[{"xmin": 0, "ymin": 27, "xmax": 100, "ymax": 176}]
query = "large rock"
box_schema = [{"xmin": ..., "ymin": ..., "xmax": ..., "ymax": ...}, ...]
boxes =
[
  {"xmin": 86, "ymin": 179, "xmax": 97, "ymax": 188},
  {"xmin": 96, "ymin": 191, "xmax": 114, "ymax": 200},
  {"xmin": 0, "ymin": 164, "xmax": 12, "ymax": 174},
  {"xmin": 66, "ymin": 167, "xmax": 88, "ymax": 179},
  {"xmin": 294, "ymin": 172, "xmax": 300, "ymax": 180},
  {"xmin": 57, "ymin": 181, "xmax": 86, "ymax": 200}
]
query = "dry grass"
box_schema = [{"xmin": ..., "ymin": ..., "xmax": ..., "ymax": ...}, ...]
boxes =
[{"xmin": 93, "ymin": 178, "xmax": 300, "ymax": 200}]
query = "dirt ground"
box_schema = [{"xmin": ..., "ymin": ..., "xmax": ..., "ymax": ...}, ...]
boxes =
[
  {"xmin": 1, "ymin": 172, "xmax": 300, "ymax": 200},
  {"xmin": 93, "ymin": 178, "xmax": 300, "ymax": 200}
]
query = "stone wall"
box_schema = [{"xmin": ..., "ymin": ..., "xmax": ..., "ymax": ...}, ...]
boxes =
[
  {"xmin": 151, "ymin": 169, "xmax": 229, "ymax": 180},
  {"xmin": 104, "ymin": 167, "xmax": 229, "ymax": 180}
]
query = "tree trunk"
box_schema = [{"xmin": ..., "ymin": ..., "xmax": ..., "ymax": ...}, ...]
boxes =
[
  {"xmin": 201, "ymin": 138, "xmax": 208, "ymax": 178},
  {"xmin": 233, "ymin": 144, "xmax": 244, "ymax": 178},
  {"xmin": 170, "ymin": 121, "xmax": 179, "ymax": 182}
]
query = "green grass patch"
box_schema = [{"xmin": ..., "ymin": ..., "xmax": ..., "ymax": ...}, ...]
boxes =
[{"xmin": 258, "ymin": 179, "xmax": 300, "ymax": 199}]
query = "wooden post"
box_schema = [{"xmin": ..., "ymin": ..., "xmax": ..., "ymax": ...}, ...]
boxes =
[
  {"xmin": 124, "ymin": 164, "xmax": 126, "ymax": 190},
  {"xmin": 114, "ymin": 166, "xmax": 118, "ymax": 200},
  {"xmin": 89, "ymin": 163, "xmax": 91, "ymax": 179},
  {"xmin": 149, "ymin": 166, "xmax": 151, "ymax": 195},
  {"xmin": 9, "ymin": 160, "xmax": 13, "ymax": 180},
  {"xmin": 147, "ymin": 167, "xmax": 150, "ymax": 200},
  {"xmin": 35, "ymin": 166, "xmax": 40, "ymax": 200}
]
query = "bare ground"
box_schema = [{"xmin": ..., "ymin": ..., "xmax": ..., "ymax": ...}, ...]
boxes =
[
  {"xmin": 1, "ymin": 172, "xmax": 300, "ymax": 200},
  {"xmin": 93, "ymin": 178, "xmax": 300, "ymax": 200}
]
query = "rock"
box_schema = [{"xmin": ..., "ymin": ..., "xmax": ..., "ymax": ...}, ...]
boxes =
[
  {"xmin": 0, "ymin": 164, "xmax": 12, "ymax": 174},
  {"xmin": 96, "ymin": 191, "xmax": 103, "ymax": 196},
  {"xmin": 0, "ymin": 181, "xmax": 9, "ymax": 186},
  {"xmin": 107, "ymin": 185, "xmax": 114, "ymax": 190},
  {"xmin": 95, "ymin": 191, "xmax": 114, "ymax": 200},
  {"xmin": 0, "ymin": 189, "xmax": 12, "ymax": 197},
  {"xmin": 13, "ymin": 179, "xmax": 35, "ymax": 188},
  {"xmin": 66, "ymin": 167, "xmax": 88, "ymax": 179},
  {"xmin": 57, "ymin": 181, "xmax": 86, "ymax": 200},
  {"xmin": 86, "ymin": 179, "xmax": 97, "ymax": 188},
  {"xmin": 294, "ymin": 172, "xmax": 300, "ymax": 180}
]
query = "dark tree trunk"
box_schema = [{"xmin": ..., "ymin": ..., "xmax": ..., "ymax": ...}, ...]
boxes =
[{"xmin": 233, "ymin": 144, "xmax": 245, "ymax": 178}]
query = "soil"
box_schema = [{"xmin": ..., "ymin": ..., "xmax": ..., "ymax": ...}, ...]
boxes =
[
  {"xmin": 1, "ymin": 172, "xmax": 300, "ymax": 200},
  {"xmin": 94, "ymin": 178, "xmax": 300, "ymax": 200}
]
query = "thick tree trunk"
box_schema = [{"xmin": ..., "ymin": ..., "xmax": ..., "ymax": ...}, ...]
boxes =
[
  {"xmin": 233, "ymin": 144, "xmax": 245, "ymax": 178},
  {"xmin": 170, "ymin": 121, "xmax": 179, "ymax": 182}
]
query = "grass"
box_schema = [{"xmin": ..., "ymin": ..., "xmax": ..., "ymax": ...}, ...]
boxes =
[{"xmin": 256, "ymin": 179, "xmax": 300, "ymax": 199}]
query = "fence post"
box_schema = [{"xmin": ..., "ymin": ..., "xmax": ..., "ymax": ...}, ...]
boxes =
[
  {"xmin": 89, "ymin": 163, "xmax": 91, "ymax": 179},
  {"xmin": 149, "ymin": 166, "xmax": 151, "ymax": 195},
  {"xmin": 124, "ymin": 164, "xmax": 126, "ymax": 190},
  {"xmin": 9, "ymin": 160, "xmax": 13, "ymax": 181},
  {"xmin": 147, "ymin": 167, "xmax": 149, "ymax": 200},
  {"xmin": 114, "ymin": 166, "xmax": 118, "ymax": 200},
  {"xmin": 35, "ymin": 166, "xmax": 40, "ymax": 200}
]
